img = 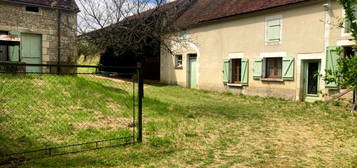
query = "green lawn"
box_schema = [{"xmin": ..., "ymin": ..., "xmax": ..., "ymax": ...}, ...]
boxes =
[{"xmin": 1, "ymin": 76, "xmax": 356, "ymax": 168}]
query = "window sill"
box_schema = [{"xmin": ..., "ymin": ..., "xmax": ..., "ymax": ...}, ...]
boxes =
[
  {"xmin": 227, "ymin": 83, "xmax": 243, "ymax": 87},
  {"xmin": 25, "ymin": 11, "xmax": 42, "ymax": 16},
  {"xmin": 261, "ymin": 78, "xmax": 284, "ymax": 82},
  {"xmin": 175, "ymin": 66, "xmax": 183, "ymax": 70},
  {"xmin": 265, "ymin": 41, "xmax": 281, "ymax": 46},
  {"xmin": 306, "ymin": 94, "xmax": 319, "ymax": 97}
]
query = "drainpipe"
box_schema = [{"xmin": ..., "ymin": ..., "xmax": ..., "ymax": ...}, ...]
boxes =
[
  {"xmin": 57, "ymin": 9, "xmax": 62, "ymax": 74},
  {"xmin": 322, "ymin": 0, "xmax": 331, "ymax": 97}
]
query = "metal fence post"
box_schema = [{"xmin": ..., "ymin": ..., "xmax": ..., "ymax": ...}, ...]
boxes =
[
  {"xmin": 137, "ymin": 62, "xmax": 143, "ymax": 143},
  {"xmin": 353, "ymin": 90, "xmax": 356, "ymax": 105}
]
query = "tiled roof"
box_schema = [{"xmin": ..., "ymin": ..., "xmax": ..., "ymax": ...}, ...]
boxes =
[
  {"xmin": 175, "ymin": 0, "xmax": 313, "ymax": 28},
  {"xmin": 0, "ymin": 0, "xmax": 79, "ymax": 11}
]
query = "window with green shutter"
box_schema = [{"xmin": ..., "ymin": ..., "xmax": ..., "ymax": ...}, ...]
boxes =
[
  {"xmin": 223, "ymin": 59, "xmax": 230, "ymax": 83},
  {"xmin": 325, "ymin": 46, "xmax": 340, "ymax": 89},
  {"xmin": 282, "ymin": 57, "xmax": 295, "ymax": 81},
  {"xmin": 223, "ymin": 58, "xmax": 249, "ymax": 85},
  {"xmin": 253, "ymin": 58, "xmax": 263, "ymax": 79},
  {"xmin": 241, "ymin": 58, "xmax": 249, "ymax": 85},
  {"xmin": 266, "ymin": 16, "xmax": 282, "ymax": 43}
]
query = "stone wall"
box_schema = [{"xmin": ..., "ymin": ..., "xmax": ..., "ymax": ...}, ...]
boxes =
[{"xmin": 0, "ymin": 1, "xmax": 77, "ymax": 64}]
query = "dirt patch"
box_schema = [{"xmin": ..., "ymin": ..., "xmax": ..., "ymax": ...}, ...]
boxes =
[{"xmin": 75, "ymin": 117, "xmax": 132, "ymax": 130}]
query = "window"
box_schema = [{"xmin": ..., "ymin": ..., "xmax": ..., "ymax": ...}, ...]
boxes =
[
  {"xmin": 230, "ymin": 59, "xmax": 242, "ymax": 84},
  {"xmin": 343, "ymin": 46, "xmax": 356, "ymax": 57},
  {"xmin": 266, "ymin": 15, "xmax": 282, "ymax": 44},
  {"xmin": 344, "ymin": 19, "xmax": 351, "ymax": 34},
  {"xmin": 26, "ymin": 6, "xmax": 39, "ymax": 13},
  {"xmin": 342, "ymin": 4, "xmax": 357, "ymax": 36},
  {"xmin": 265, "ymin": 58, "xmax": 282, "ymax": 79},
  {"xmin": 223, "ymin": 57, "xmax": 249, "ymax": 85},
  {"xmin": 175, "ymin": 55, "xmax": 183, "ymax": 68},
  {"xmin": 342, "ymin": 9, "xmax": 352, "ymax": 35},
  {"xmin": 253, "ymin": 55, "xmax": 294, "ymax": 81}
]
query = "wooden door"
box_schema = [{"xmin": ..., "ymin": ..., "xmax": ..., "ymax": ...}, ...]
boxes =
[
  {"xmin": 21, "ymin": 33, "xmax": 42, "ymax": 73},
  {"xmin": 188, "ymin": 54, "xmax": 197, "ymax": 88}
]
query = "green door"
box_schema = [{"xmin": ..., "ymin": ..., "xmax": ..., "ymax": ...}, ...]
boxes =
[
  {"xmin": 303, "ymin": 60, "xmax": 321, "ymax": 101},
  {"xmin": 188, "ymin": 54, "xmax": 197, "ymax": 88},
  {"xmin": 21, "ymin": 33, "xmax": 42, "ymax": 73}
]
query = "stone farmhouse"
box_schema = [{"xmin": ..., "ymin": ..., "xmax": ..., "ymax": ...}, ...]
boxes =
[
  {"xmin": 0, "ymin": 0, "xmax": 79, "ymax": 72},
  {"xmin": 161, "ymin": 0, "xmax": 356, "ymax": 101}
]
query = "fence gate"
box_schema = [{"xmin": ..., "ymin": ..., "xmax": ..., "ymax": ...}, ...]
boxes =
[{"xmin": 0, "ymin": 63, "xmax": 143, "ymax": 165}]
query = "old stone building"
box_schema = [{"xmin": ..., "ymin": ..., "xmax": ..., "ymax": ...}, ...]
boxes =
[{"xmin": 0, "ymin": 0, "xmax": 79, "ymax": 72}]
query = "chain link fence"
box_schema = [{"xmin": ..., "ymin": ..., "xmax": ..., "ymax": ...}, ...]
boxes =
[{"xmin": 0, "ymin": 62, "xmax": 143, "ymax": 165}]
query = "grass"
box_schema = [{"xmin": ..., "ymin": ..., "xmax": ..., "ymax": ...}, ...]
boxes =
[
  {"xmin": 1, "ymin": 76, "xmax": 356, "ymax": 168},
  {"xmin": 0, "ymin": 74, "xmax": 135, "ymax": 157}
]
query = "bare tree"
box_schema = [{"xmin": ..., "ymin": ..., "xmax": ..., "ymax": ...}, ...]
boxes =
[{"xmin": 77, "ymin": 0, "xmax": 195, "ymax": 62}]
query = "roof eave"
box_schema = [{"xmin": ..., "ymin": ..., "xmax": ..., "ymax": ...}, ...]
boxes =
[{"xmin": 0, "ymin": 0, "xmax": 80, "ymax": 12}]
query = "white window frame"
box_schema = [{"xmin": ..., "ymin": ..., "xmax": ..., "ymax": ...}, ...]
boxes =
[
  {"xmin": 260, "ymin": 52, "xmax": 286, "ymax": 81},
  {"xmin": 227, "ymin": 53, "xmax": 244, "ymax": 86},
  {"xmin": 265, "ymin": 15, "xmax": 283, "ymax": 45}
]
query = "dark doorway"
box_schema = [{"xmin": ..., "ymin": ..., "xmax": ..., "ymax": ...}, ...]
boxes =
[
  {"xmin": 100, "ymin": 41, "xmax": 161, "ymax": 80},
  {"xmin": 343, "ymin": 46, "xmax": 355, "ymax": 57},
  {"xmin": 307, "ymin": 62, "xmax": 319, "ymax": 95},
  {"xmin": 0, "ymin": 31, "xmax": 8, "ymax": 61}
]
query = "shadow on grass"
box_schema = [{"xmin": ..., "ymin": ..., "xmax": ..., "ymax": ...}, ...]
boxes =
[
  {"xmin": 20, "ymin": 142, "xmax": 177, "ymax": 168},
  {"xmin": 143, "ymin": 96, "xmax": 266, "ymax": 121},
  {"xmin": 100, "ymin": 85, "xmax": 129, "ymax": 94},
  {"xmin": 144, "ymin": 81, "xmax": 169, "ymax": 87},
  {"xmin": 75, "ymin": 77, "xmax": 131, "ymax": 95}
]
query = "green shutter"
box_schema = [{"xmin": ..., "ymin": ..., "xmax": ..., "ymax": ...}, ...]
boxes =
[
  {"xmin": 241, "ymin": 58, "xmax": 249, "ymax": 85},
  {"xmin": 223, "ymin": 59, "xmax": 230, "ymax": 84},
  {"xmin": 282, "ymin": 57, "xmax": 294, "ymax": 81},
  {"xmin": 325, "ymin": 46, "xmax": 340, "ymax": 89},
  {"xmin": 269, "ymin": 20, "xmax": 280, "ymax": 26},
  {"xmin": 9, "ymin": 31, "xmax": 20, "ymax": 62},
  {"xmin": 253, "ymin": 58, "xmax": 263, "ymax": 79},
  {"xmin": 267, "ymin": 19, "xmax": 281, "ymax": 42}
]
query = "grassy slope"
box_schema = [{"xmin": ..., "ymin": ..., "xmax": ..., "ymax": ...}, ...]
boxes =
[
  {"xmin": 2, "ymin": 77, "xmax": 356, "ymax": 168},
  {"xmin": 0, "ymin": 75, "xmax": 134, "ymax": 157}
]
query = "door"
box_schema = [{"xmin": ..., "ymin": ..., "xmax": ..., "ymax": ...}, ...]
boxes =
[
  {"xmin": 188, "ymin": 54, "xmax": 197, "ymax": 88},
  {"xmin": 21, "ymin": 33, "xmax": 42, "ymax": 73},
  {"xmin": 303, "ymin": 61, "xmax": 320, "ymax": 100},
  {"xmin": 0, "ymin": 45, "xmax": 7, "ymax": 61},
  {"xmin": 0, "ymin": 31, "xmax": 8, "ymax": 61}
]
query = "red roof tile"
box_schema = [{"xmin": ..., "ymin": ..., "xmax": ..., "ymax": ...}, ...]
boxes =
[
  {"xmin": 0, "ymin": 0, "xmax": 79, "ymax": 11},
  {"xmin": 175, "ymin": 0, "xmax": 313, "ymax": 28}
]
